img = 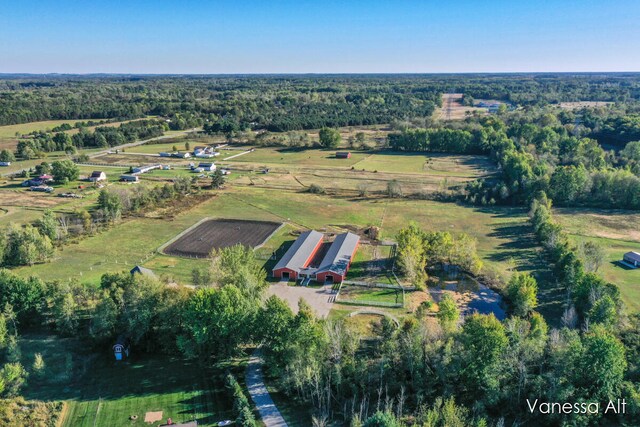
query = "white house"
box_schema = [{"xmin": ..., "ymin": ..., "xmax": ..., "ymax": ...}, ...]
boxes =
[
  {"xmin": 198, "ymin": 162, "xmax": 216, "ymax": 171},
  {"xmin": 89, "ymin": 171, "xmax": 107, "ymax": 182}
]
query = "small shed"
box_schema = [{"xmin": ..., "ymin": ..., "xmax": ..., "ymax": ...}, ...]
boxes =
[
  {"xmin": 623, "ymin": 251, "xmax": 640, "ymax": 268},
  {"xmin": 0, "ymin": 161, "xmax": 10, "ymax": 167},
  {"xmin": 120, "ymin": 174, "xmax": 139, "ymax": 182},
  {"xmin": 336, "ymin": 151, "xmax": 352, "ymax": 159},
  {"xmin": 113, "ymin": 335, "xmax": 130, "ymax": 361},
  {"xmin": 89, "ymin": 171, "xmax": 107, "ymax": 182},
  {"xmin": 131, "ymin": 265, "xmax": 156, "ymax": 277}
]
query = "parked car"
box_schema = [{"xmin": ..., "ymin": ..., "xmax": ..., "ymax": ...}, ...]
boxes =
[{"xmin": 30, "ymin": 185, "xmax": 54, "ymax": 193}]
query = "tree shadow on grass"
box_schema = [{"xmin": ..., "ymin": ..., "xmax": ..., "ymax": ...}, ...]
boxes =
[
  {"xmin": 20, "ymin": 340, "xmax": 236, "ymax": 418},
  {"xmin": 486, "ymin": 222, "xmax": 566, "ymax": 325}
]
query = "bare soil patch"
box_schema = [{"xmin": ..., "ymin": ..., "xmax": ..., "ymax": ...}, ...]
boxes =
[
  {"xmin": 163, "ymin": 218, "xmax": 282, "ymax": 258},
  {"xmin": 558, "ymin": 101, "xmax": 613, "ymax": 110}
]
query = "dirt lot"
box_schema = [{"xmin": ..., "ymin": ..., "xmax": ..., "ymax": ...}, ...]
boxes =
[
  {"xmin": 438, "ymin": 93, "xmax": 487, "ymax": 120},
  {"xmin": 558, "ymin": 101, "xmax": 613, "ymax": 110},
  {"xmin": 163, "ymin": 218, "xmax": 282, "ymax": 258},
  {"xmin": 266, "ymin": 282, "xmax": 335, "ymax": 318}
]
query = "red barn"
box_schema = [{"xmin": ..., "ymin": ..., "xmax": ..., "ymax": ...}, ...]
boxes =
[
  {"xmin": 272, "ymin": 230, "xmax": 324, "ymax": 281},
  {"xmin": 314, "ymin": 232, "xmax": 360, "ymax": 284}
]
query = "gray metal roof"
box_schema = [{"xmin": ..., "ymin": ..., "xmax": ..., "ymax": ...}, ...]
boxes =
[
  {"xmin": 273, "ymin": 230, "xmax": 324, "ymax": 273},
  {"xmin": 624, "ymin": 251, "xmax": 640, "ymax": 263},
  {"xmin": 316, "ymin": 232, "xmax": 360, "ymax": 277}
]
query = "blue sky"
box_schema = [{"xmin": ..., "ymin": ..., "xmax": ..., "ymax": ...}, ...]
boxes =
[{"xmin": 1, "ymin": 0, "xmax": 639, "ymax": 73}]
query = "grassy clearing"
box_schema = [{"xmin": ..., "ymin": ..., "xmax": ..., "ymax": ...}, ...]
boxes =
[
  {"xmin": 224, "ymin": 147, "xmax": 496, "ymax": 179},
  {"xmin": 347, "ymin": 244, "xmax": 395, "ymax": 285},
  {"xmin": 353, "ymin": 152, "xmax": 495, "ymax": 177},
  {"xmin": 14, "ymin": 187, "xmax": 540, "ymax": 289},
  {"xmin": 337, "ymin": 285, "xmax": 403, "ymax": 306},
  {"xmin": 18, "ymin": 334, "xmax": 236, "ymax": 427},
  {"xmin": 0, "ymin": 120, "xmax": 86, "ymax": 138},
  {"xmin": 225, "ymin": 146, "xmax": 370, "ymax": 168},
  {"xmin": 555, "ymin": 208, "xmax": 640, "ymax": 312}
]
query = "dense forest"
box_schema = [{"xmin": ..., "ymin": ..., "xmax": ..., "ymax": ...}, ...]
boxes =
[{"xmin": 2, "ymin": 73, "xmax": 640, "ymax": 133}]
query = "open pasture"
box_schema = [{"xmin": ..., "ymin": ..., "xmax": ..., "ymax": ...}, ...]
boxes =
[
  {"xmin": 555, "ymin": 208, "xmax": 640, "ymax": 312},
  {"xmin": 162, "ymin": 218, "xmax": 282, "ymax": 258},
  {"xmin": 15, "ymin": 186, "xmax": 540, "ymax": 290},
  {"xmin": 352, "ymin": 152, "xmax": 495, "ymax": 177},
  {"xmin": 224, "ymin": 146, "xmax": 369, "ymax": 167}
]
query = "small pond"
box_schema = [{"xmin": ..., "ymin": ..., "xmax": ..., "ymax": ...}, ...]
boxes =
[{"xmin": 428, "ymin": 272, "xmax": 506, "ymax": 320}]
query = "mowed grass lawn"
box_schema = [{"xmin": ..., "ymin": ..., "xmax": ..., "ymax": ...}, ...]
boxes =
[
  {"xmin": 15, "ymin": 187, "xmax": 540, "ymax": 288},
  {"xmin": 225, "ymin": 147, "xmax": 496, "ymax": 178},
  {"xmin": 0, "ymin": 120, "xmax": 85, "ymax": 138},
  {"xmin": 225, "ymin": 146, "xmax": 369, "ymax": 167},
  {"xmin": 352, "ymin": 152, "xmax": 495, "ymax": 177},
  {"xmin": 555, "ymin": 208, "xmax": 640, "ymax": 312},
  {"xmin": 338, "ymin": 285, "xmax": 403, "ymax": 305},
  {"xmin": 18, "ymin": 334, "xmax": 235, "ymax": 427}
]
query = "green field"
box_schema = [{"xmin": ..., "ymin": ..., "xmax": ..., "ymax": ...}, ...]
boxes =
[
  {"xmin": 18, "ymin": 334, "xmax": 235, "ymax": 427},
  {"xmin": 555, "ymin": 208, "xmax": 640, "ymax": 312},
  {"xmin": 352, "ymin": 152, "xmax": 495, "ymax": 177},
  {"xmin": 15, "ymin": 186, "xmax": 540, "ymax": 290},
  {"xmin": 0, "ymin": 120, "xmax": 86, "ymax": 138},
  {"xmin": 337, "ymin": 284, "xmax": 403, "ymax": 307},
  {"xmin": 224, "ymin": 146, "xmax": 370, "ymax": 167},
  {"xmin": 223, "ymin": 147, "xmax": 495, "ymax": 178}
]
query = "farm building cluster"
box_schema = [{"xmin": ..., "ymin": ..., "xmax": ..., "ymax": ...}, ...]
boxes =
[{"xmin": 273, "ymin": 230, "xmax": 360, "ymax": 284}]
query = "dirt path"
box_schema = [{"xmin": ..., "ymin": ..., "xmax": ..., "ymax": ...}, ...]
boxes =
[{"xmin": 246, "ymin": 350, "xmax": 288, "ymax": 427}]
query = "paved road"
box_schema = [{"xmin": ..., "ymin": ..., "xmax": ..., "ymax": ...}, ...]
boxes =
[{"xmin": 246, "ymin": 350, "xmax": 288, "ymax": 427}]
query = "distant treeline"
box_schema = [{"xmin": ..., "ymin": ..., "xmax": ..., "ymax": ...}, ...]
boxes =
[
  {"xmin": 15, "ymin": 119, "xmax": 167, "ymax": 158},
  {"xmin": 3, "ymin": 74, "xmax": 640, "ymax": 132}
]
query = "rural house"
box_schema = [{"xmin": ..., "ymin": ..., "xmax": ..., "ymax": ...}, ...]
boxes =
[
  {"xmin": 273, "ymin": 230, "xmax": 324, "ymax": 281},
  {"xmin": 198, "ymin": 162, "xmax": 216, "ymax": 171},
  {"xmin": 336, "ymin": 151, "xmax": 352, "ymax": 159},
  {"xmin": 623, "ymin": 251, "xmax": 640, "ymax": 268},
  {"xmin": 88, "ymin": 171, "xmax": 107, "ymax": 182}
]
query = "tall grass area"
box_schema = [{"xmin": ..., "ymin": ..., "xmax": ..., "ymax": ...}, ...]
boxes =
[{"xmin": 555, "ymin": 208, "xmax": 640, "ymax": 313}]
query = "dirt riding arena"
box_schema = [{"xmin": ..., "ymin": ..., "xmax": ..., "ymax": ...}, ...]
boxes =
[{"xmin": 163, "ymin": 218, "xmax": 282, "ymax": 258}]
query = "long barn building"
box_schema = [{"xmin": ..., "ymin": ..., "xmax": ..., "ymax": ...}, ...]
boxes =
[
  {"xmin": 272, "ymin": 230, "xmax": 324, "ymax": 281},
  {"xmin": 272, "ymin": 230, "xmax": 360, "ymax": 284}
]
